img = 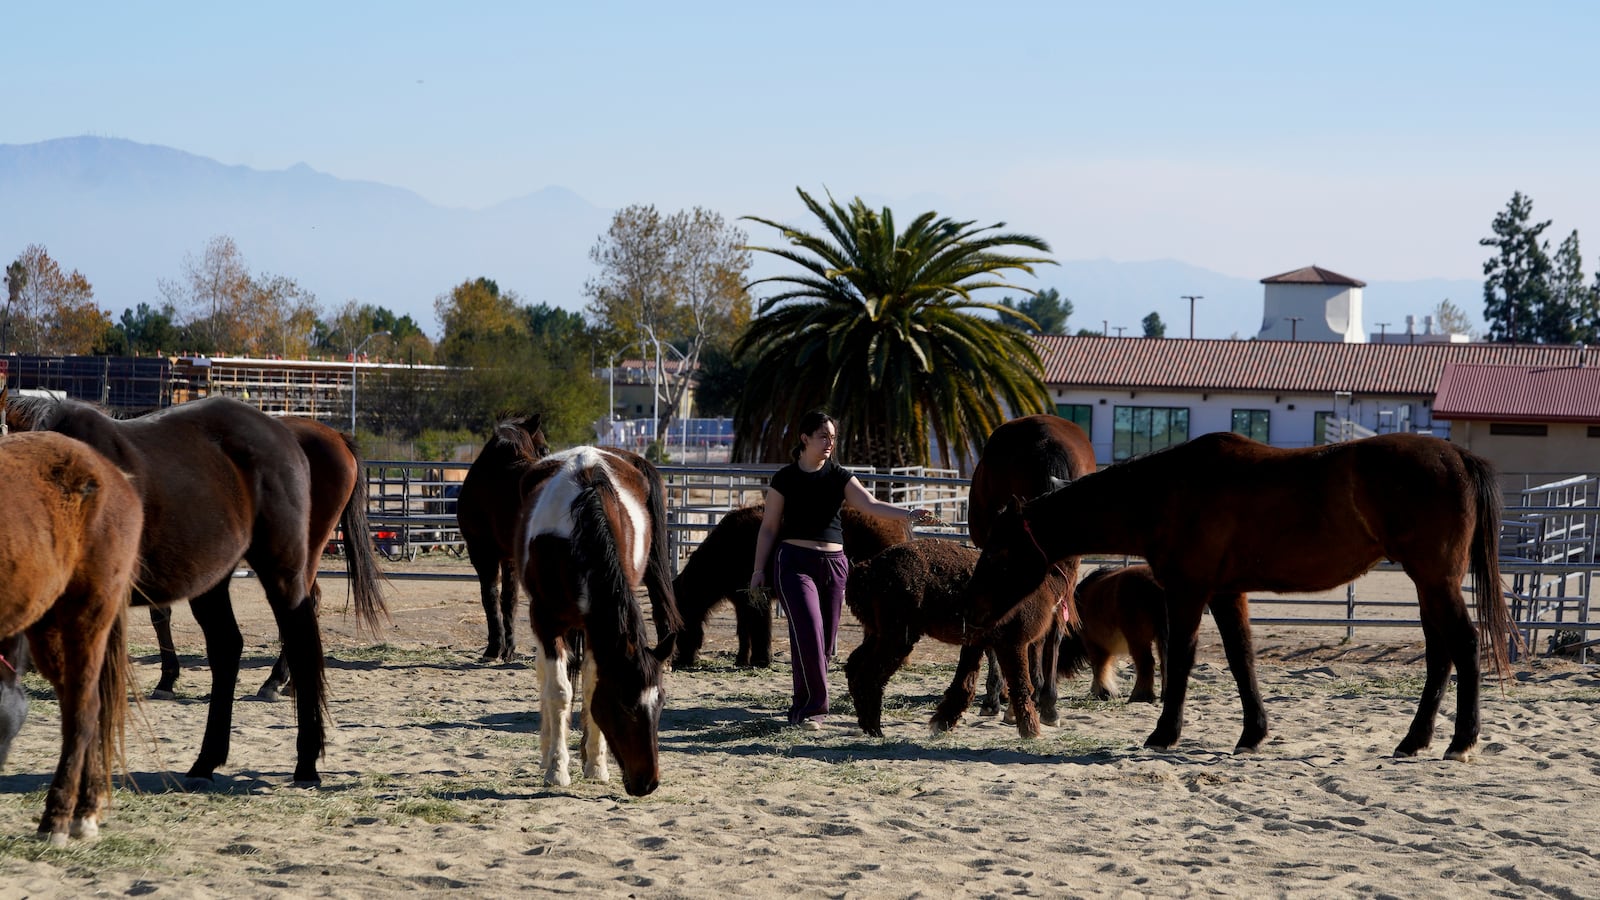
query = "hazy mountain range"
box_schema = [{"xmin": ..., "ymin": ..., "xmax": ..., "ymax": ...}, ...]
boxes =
[{"xmin": 1, "ymin": 137, "xmax": 1482, "ymax": 340}]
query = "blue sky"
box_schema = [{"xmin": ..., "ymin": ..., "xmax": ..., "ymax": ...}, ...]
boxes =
[{"xmin": 6, "ymin": 1, "xmax": 1599, "ymax": 284}]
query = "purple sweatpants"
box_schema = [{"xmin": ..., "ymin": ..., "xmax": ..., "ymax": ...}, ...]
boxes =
[{"xmin": 773, "ymin": 542, "xmax": 850, "ymax": 724}]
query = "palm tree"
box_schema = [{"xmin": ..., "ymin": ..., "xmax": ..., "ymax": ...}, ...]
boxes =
[{"xmin": 733, "ymin": 188, "xmax": 1055, "ymax": 471}]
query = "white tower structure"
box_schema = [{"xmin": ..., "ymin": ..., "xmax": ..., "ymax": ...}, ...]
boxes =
[{"xmin": 1256, "ymin": 265, "xmax": 1366, "ymax": 342}]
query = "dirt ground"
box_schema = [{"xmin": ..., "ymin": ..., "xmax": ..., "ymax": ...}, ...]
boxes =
[{"xmin": 2, "ymin": 556, "xmax": 1598, "ymax": 898}]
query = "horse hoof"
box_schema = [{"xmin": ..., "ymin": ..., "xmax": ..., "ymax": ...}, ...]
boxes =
[
  {"xmin": 256, "ymin": 684, "xmax": 286, "ymax": 702},
  {"xmin": 1443, "ymin": 744, "xmax": 1475, "ymax": 762},
  {"xmin": 544, "ymin": 769, "xmax": 571, "ymax": 787},
  {"xmin": 38, "ymin": 830, "xmax": 69, "ymax": 848},
  {"xmin": 149, "ymin": 689, "xmax": 176, "ymax": 701},
  {"xmin": 71, "ymin": 818, "xmax": 100, "ymax": 840},
  {"xmin": 863, "ymin": 726, "xmax": 884, "ymax": 738},
  {"xmin": 1143, "ymin": 733, "xmax": 1180, "ymax": 751},
  {"xmin": 928, "ymin": 717, "xmax": 956, "ymax": 735}
]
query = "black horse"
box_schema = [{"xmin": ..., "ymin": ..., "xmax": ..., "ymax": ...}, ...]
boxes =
[{"xmin": 455, "ymin": 413, "xmax": 550, "ymax": 661}]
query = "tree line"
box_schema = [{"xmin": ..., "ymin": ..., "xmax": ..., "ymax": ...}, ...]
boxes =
[{"xmin": 4, "ymin": 188, "xmax": 1592, "ymax": 466}]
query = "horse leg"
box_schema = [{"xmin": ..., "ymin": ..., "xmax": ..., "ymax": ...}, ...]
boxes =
[
  {"xmin": 1145, "ymin": 597, "xmax": 1205, "ymax": 751},
  {"xmin": 497, "ymin": 559, "xmax": 519, "ymax": 662},
  {"xmin": 931, "ymin": 644, "xmax": 987, "ymax": 734},
  {"xmin": 1088, "ymin": 642, "xmax": 1119, "ymax": 701},
  {"xmin": 979, "ymin": 648, "xmax": 1005, "ymax": 717},
  {"xmin": 255, "ymin": 565, "xmax": 324, "ymax": 784},
  {"xmin": 258, "ymin": 580, "xmax": 316, "ymax": 701},
  {"xmin": 748, "ymin": 591, "xmax": 774, "ymax": 669},
  {"xmin": 185, "ymin": 586, "xmax": 245, "ymax": 783},
  {"xmin": 998, "ymin": 637, "xmax": 1042, "ymax": 739},
  {"xmin": 579, "ymin": 651, "xmax": 610, "ymax": 782},
  {"xmin": 536, "ymin": 640, "xmax": 573, "ymax": 787},
  {"xmin": 1208, "ymin": 592, "xmax": 1269, "ymax": 753},
  {"xmin": 1127, "ymin": 640, "xmax": 1158, "ymax": 704},
  {"xmin": 846, "ymin": 632, "xmax": 917, "ymax": 738},
  {"xmin": 1035, "ymin": 616, "xmax": 1061, "ymax": 727},
  {"xmin": 149, "ymin": 605, "xmax": 180, "ymax": 700},
  {"xmin": 1397, "ymin": 585, "xmax": 1479, "ymax": 759},
  {"xmin": 471, "ymin": 549, "xmax": 505, "ymax": 661},
  {"xmin": 25, "ymin": 623, "xmax": 104, "ymax": 846}
]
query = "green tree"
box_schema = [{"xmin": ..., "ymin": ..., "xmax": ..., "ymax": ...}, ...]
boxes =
[
  {"xmin": 1546, "ymin": 230, "xmax": 1586, "ymax": 344},
  {"xmin": 7, "ymin": 244, "xmax": 106, "ymax": 354},
  {"xmin": 585, "ymin": 205, "xmax": 751, "ymax": 440},
  {"xmin": 1585, "ymin": 269, "xmax": 1600, "ymax": 345},
  {"xmin": 1480, "ymin": 191, "xmax": 1552, "ymax": 343},
  {"xmin": 3, "ymin": 258, "xmax": 26, "ymax": 354},
  {"xmin": 1429, "ymin": 299, "xmax": 1476, "ymax": 339},
  {"xmin": 1142, "ymin": 311, "xmax": 1166, "ymax": 338},
  {"xmin": 114, "ymin": 302, "xmax": 184, "ymax": 354},
  {"xmin": 433, "ymin": 278, "xmax": 527, "ymax": 365},
  {"xmin": 734, "ymin": 188, "xmax": 1055, "ymax": 470},
  {"xmin": 998, "ymin": 286, "xmax": 1071, "ymax": 335}
]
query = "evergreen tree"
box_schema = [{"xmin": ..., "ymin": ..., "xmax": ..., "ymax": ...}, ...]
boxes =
[
  {"xmin": 998, "ymin": 287, "xmax": 1072, "ymax": 335},
  {"xmin": 1479, "ymin": 191, "xmax": 1552, "ymax": 343},
  {"xmin": 1142, "ymin": 311, "xmax": 1166, "ymax": 338},
  {"xmin": 1547, "ymin": 230, "xmax": 1586, "ymax": 344}
]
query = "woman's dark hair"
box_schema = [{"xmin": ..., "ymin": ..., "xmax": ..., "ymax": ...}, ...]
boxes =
[{"xmin": 791, "ymin": 409, "xmax": 837, "ymax": 461}]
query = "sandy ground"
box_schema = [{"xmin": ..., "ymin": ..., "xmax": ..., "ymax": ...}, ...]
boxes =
[{"xmin": 3, "ymin": 558, "xmax": 1599, "ymax": 898}]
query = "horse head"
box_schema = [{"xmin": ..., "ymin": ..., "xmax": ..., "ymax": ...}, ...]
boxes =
[
  {"xmin": 963, "ymin": 495, "xmax": 1052, "ymax": 625},
  {"xmin": 491, "ymin": 412, "xmax": 549, "ymax": 462},
  {"xmin": 588, "ymin": 633, "xmax": 676, "ymax": 797},
  {"xmin": 0, "ymin": 635, "xmax": 30, "ymax": 769}
]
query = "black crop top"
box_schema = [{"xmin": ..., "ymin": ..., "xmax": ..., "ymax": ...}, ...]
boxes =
[{"xmin": 770, "ymin": 459, "xmax": 853, "ymax": 544}]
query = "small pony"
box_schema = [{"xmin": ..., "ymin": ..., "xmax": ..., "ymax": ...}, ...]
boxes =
[
  {"xmin": 0, "ymin": 426, "xmax": 144, "ymax": 845},
  {"xmin": 672, "ymin": 504, "xmax": 909, "ymax": 669},
  {"xmin": 517, "ymin": 446, "xmax": 680, "ymax": 796},
  {"xmin": 843, "ymin": 539, "xmax": 1072, "ymax": 737},
  {"xmin": 1059, "ymin": 565, "xmax": 1169, "ymax": 703}
]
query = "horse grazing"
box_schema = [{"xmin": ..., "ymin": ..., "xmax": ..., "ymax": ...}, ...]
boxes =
[
  {"xmin": 146, "ymin": 415, "xmax": 389, "ymax": 701},
  {"xmin": 0, "ymin": 429, "xmax": 143, "ymax": 844},
  {"xmin": 966, "ymin": 431, "xmax": 1515, "ymax": 760},
  {"xmin": 456, "ymin": 413, "xmax": 550, "ymax": 661},
  {"xmin": 5, "ymin": 394, "xmax": 386, "ymax": 784},
  {"xmin": 844, "ymin": 539, "xmax": 1074, "ymax": 737},
  {"xmin": 517, "ymin": 446, "xmax": 680, "ymax": 796},
  {"xmin": 1060, "ymin": 565, "xmax": 1169, "ymax": 703},
  {"xmin": 966, "ymin": 414, "xmax": 1095, "ymax": 735},
  {"xmin": 672, "ymin": 504, "xmax": 909, "ymax": 669}
]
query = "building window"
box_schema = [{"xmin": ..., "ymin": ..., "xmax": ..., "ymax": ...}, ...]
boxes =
[
  {"xmin": 1313, "ymin": 411, "xmax": 1336, "ymax": 445},
  {"xmin": 1489, "ymin": 423, "xmax": 1548, "ymax": 437},
  {"xmin": 1112, "ymin": 406, "xmax": 1189, "ymax": 461},
  {"xmin": 1588, "ymin": 426, "xmax": 1600, "ymax": 438},
  {"xmin": 1055, "ymin": 403, "xmax": 1092, "ymax": 433},
  {"xmin": 1231, "ymin": 409, "xmax": 1270, "ymax": 443}
]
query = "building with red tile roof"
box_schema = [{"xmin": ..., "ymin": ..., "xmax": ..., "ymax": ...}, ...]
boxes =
[{"xmin": 1431, "ymin": 359, "xmax": 1600, "ymax": 474}]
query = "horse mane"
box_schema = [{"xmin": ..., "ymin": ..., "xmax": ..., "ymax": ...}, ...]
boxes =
[
  {"xmin": 488, "ymin": 412, "xmax": 548, "ymax": 463},
  {"xmin": 567, "ymin": 473, "xmax": 653, "ymax": 668}
]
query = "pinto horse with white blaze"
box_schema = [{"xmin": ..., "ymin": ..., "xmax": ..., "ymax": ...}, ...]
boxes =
[{"xmin": 517, "ymin": 446, "xmax": 679, "ymax": 796}]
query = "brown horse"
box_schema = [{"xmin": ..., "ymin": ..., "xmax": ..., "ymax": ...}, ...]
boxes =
[
  {"xmin": 456, "ymin": 413, "xmax": 550, "ymax": 661},
  {"xmin": 844, "ymin": 539, "xmax": 1075, "ymax": 737},
  {"xmin": 0, "ymin": 429, "xmax": 143, "ymax": 844},
  {"xmin": 518, "ymin": 446, "xmax": 681, "ymax": 796},
  {"xmin": 6, "ymin": 394, "xmax": 388, "ymax": 783},
  {"xmin": 1060, "ymin": 565, "xmax": 1169, "ymax": 703},
  {"xmin": 966, "ymin": 431, "xmax": 1514, "ymax": 760},
  {"xmin": 672, "ymin": 504, "xmax": 909, "ymax": 669},
  {"xmin": 965, "ymin": 414, "xmax": 1095, "ymax": 735},
  {"xmin": 147, "ymin": 415, "xmax": 389, "ymax": 700}
]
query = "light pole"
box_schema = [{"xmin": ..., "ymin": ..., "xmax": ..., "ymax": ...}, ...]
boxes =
[
  {"xmin": 1375, "ymin": 322, "xmax": 1390, "ymax": 343},
  {"xmin": 350, "ymin": 330, "xmax": 390, "ymax": 431},
  {"xmin": 1284, "ymin": 317, "xmax": 1303, "ymax": 342},
  {"xmin": 1181, "ymin": 295, "xmax": 1203, "ymax": 339}
]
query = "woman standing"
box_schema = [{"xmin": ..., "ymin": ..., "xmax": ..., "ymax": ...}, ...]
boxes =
[{"xmin": 750, "ymin": 410, "xmax": 932, "ymax": 729}]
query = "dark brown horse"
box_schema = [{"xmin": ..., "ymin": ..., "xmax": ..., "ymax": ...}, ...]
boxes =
[
  {"xmin": 1060, "ymin": 565, "xmax": 1169, "ymax": 703},
  {"xmin": 966, "ymin": 431, "xmax": 1515, "ymax": 760},
  {"xmin": 844, "ymin": 539, "xmax": 1076, "ymax": 737},
  {"xmin": 6, "ymin": 394, "xmax": 388, "ymax": 783},
  {"xmin": 147, "ymin": 415, "xmax": 389, "ymax": 700},
  {"xmin": 672, "ymin": 504, "xmax": 909, "ymax": 669},
  {"xmin": 0, "ymin": 429, "xmax": 143, "ymax": 844},
  {"xmin": 965, "ymin": 414, "xmax": 1095, "ymax": 735},
  {"xmin": 518, "ymin": 446, "xmax": 681, "ymax": 796},
  {"xmin": 455, "ymin": 413, "xmax": 550, "ymax": 661}
]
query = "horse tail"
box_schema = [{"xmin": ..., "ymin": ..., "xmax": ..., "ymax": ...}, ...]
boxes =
[
  {"xmin": 1463, "ymin": 449, "xmax": 1516, "ymax": 678},
  {"xmin": 338, "ymin": 431, "xmax": 391, "ymax": 635},
  {"xmin": 1056, "ymin": 625, "xmax": 1089, "ymax": 680},
  {"xmin": 631, "ymin": 454, "xmax": 683, "ymax": 640},
  {"xmin": 99, "ymin": 606, "xmax": 131, "ymax": 795}
]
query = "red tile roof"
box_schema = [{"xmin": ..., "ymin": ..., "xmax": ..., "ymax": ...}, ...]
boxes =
[
  {"xmin": 1260, "ymin": 265, "xmax": 1367, "ymax": 288},
  {"xmin": 1432, "ymin": 362, "xmax": 1600, "ymax": 423},
  {"xmin": 1031, "ymin": 335, "xmax": 1592, "ymax": 396}
]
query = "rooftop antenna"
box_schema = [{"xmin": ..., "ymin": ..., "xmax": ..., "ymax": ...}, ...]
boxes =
[{"xmin": 1181, "ymin": 295, "xmax": 1203, "ymax": 339}]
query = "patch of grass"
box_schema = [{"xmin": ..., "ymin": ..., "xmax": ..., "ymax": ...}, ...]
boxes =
[
  {"xmin": 1330, "ymin": 672, "xmax": 1429, "ymax": 698},
  {"xmin": 331, "ymin": 644, "xmax": 469, "ymax": 665},
  {"xmin": 396, "ymin": 798, "xmax": 476, "ymax": 824},
  {"xmin": 0, "ymin": 830, "xmax": 173, "ymax": 874}
]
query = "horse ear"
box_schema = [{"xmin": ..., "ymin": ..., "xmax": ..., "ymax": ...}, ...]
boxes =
[
  {"xmin": 520, "ymin": 413, "xmax": 542, "ymax": 437},
  {"xmin": 650, "ymin": 631, "xmax": 677, "ymax": 663},
  {"xmin": 1046, "ymin": 475, "xmax": 1070, "ymax": 493}
]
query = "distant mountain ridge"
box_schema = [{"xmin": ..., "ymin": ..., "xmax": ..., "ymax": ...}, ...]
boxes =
[{"xmin": 1, "ymin": 137, "xmax": 1482, "ymax": 339}]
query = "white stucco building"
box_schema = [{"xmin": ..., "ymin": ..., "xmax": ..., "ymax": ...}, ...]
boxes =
[{"xmin": 1256, "ymin": 265, "xmax": 1365, "ymax": 342}]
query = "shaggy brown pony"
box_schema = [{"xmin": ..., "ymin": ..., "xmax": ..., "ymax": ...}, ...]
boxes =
[
  {"xmin": 844, "ymin": 539, "xmax": 1073, "ymax": 737},
  {"xmin": 1060, "ymin": 565, "xmax": 1169, "ymax": 703},
  {"xmin": 672, "ymin": 505, "xmax": 909, "ymax": 669}
]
